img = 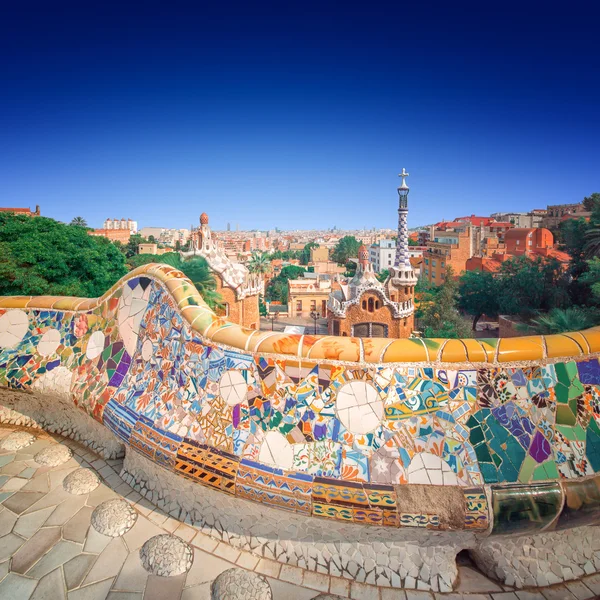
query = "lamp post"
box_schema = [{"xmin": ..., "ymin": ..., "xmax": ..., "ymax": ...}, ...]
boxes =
[
  {"xmin": 267, "ymin": 311, "xmax": 279, "ymax": 331},
  {"xmin": 309, "ymin": 310, "xmax": 320, "ymax": 335}
]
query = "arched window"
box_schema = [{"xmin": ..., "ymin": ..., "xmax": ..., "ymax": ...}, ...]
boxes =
[
  {"xmin": 362, "ymin": 300, "xmax": 367, "ymax": 310},
  {"xmin": 405, "ymin": 286, "xmax": 408, "ymax": 294},
  {"xmin": 368, "ymin": 298, "xmax": 374, "ymax": 312},
  {"xmin": 375, "ymin": 300, "xmax": 380, "ymax": 309}
]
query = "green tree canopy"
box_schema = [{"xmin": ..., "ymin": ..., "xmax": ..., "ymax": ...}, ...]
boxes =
[
  {"xmin": 331, "ymin": 236, "xmax": 361, "ymax": 265},
  {"xmin": 458, "ymin": 270, "xmax": 501, "ymax": 330},
  {"xmin": 419, "ymin": 267, "xmax": 472, "ymax": 338},
  {"xmin": 0, "ymin": 213, "xmax": 127, "ymax": 297},
  {"xmin": 376, "ymin": 269, "xmax": 389, "ymax": 283},
  {"xmin": 300, "ymin": 242, "xmax": 320, "ymax": 265},
  {"xmin": 265, "ymin": 265, "xmax": 306, "ymax": 304},
  {"xmin": 497, "ymin": 255, "xmax": 569, "ymax": 317}
]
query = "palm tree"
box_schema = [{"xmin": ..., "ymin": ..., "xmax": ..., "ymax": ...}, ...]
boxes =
[
  {"xmin": 70, "ymin": 216, "xmax": 87, "ymax": 227},
  {"xmin": 247, "ymin": 251, "xmax": 270, "ymax": 275},
  {"xmin": 584, "ymin": 227, "xmax": 600, "ymax": 258},
  {"xmin": 518, "ymin": 307, "xmax": 596, "ymax": 335}
]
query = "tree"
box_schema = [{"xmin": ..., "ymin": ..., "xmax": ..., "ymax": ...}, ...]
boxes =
[
  {"xmin": 265, "ymin": 265, "xmax": 306, "ymax": 304},
  {"xmin": 517, "ymin": 307, "xmax": 597, "ymax": 335},
  {"xmin": 121, "ymin": 234, "xmax": 150, "ymax": 258},
  {"xmin": 420, "ymin": 267, "xmax": 472, "ymax": 338},
  {"xmin": 70, "ymin": 216, "xmax": 88, "ymax": 227},
  {"xmin": 376, "ymin": 269, "xmax": 389, "ymax": 283},
  {"xmin": 331, "ymin": 236, "xmax": 361, "ymax": 265},
  {"xmin": 247, "ymin": 251, "xmax": 270, "ymax": 275},
  {"xmin": 259, "ymin": 295, "xmax": 268, "ymax": 317},
  {"xmin": 408, "ymin": 238, "xmax": 419, "ymax": 246},
  {"xmin": 0, "ymin": 213, "xmax": 127, "ymax": 297},
  {"xmin": 580, "ymin": 258, "xmax": 600, "ymax": 302},
  {"xmin": 582, "ymin": 192, "xmax": 600, "ymax": 213},
  {"xmin": 300, "ymin": 242, "xmax": 320, "ymax": 265},
  {"xmin": 458, "ymin": 270, "xmax": 501, "ymax": 330},
  {"xmin": 497, "ymin": 255, "xmax": 569, "ymax": 317}
]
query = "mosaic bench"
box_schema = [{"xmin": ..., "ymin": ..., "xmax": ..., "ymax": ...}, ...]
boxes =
[{"xmin": 1, "ymin": 263, "xmax": 600, "ymax": 592}]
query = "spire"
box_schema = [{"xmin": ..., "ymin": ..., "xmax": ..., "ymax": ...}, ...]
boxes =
[{"xmin": 393, "ymin": 168, "xmax": 411, "ymax": 268}]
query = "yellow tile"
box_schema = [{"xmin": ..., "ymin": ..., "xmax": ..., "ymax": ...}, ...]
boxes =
[
  {"xmin": 440, "ymin": 339, "xmax": 469, "ymax": 362},
  {"xmin": 74, "ymin": 299, "xmax": 98, "ymax": 311},
  {"xmin": 0, "ymin": 296, "xmax": 32, "ymax": 309},
  {"xmin": 581, "ymin": 328, "xmax": 600, "ymax": 353},
  {"xmin": 25, "ymin": 296, "xmax": 68, "ymax": 309},
  {"xmin": 256, "ymin": 333, "xmax": 302, "ymax": 356},
  {"xmin": 246, "ymin": 331, "xmax": 280, "ymax": 352},
  {"xmin": 382, "ymin": 339, "xmax": 428, "ymax": 362},
  {"xmin": 563, "ymin": 331, "xmax": 591, "ymax": 353},
  {"xmin": 190, "ymin": 311, "xmax": 219, "ymax": 336},
  {"xmin": 211, "ymin": 324, "xmax": 256, "ymax": 350},
  {"xmin": 497, "ymin": 336, "xmax": 544, "ymax": 362},
  {"xmin": 363, "ymin": 338, "xmax": 394, "ymax": 363},
  {"xmin": 545, "ymin": 334, "xmax": 584, "ymax": 359},
  {"xmin": 421, "ymin": 338, "xmax": 445, "ymax": 361},
  {"xmin": 461, "ymin": 339, "xmax": 490, "ymax": 362},
  {"xmin": 306, "ymin": 336, "xmax": 361, "ymax": 362},
  {"xmin": 52, "ymin": 297, "xmax": 86, "ymax": 310}
]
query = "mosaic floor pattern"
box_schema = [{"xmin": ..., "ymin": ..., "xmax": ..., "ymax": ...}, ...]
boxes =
[{"xmin": 1, "ymin": 426, "xmax": 600, "ymax": 600}]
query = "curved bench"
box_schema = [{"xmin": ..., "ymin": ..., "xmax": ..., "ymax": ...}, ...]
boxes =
[{"xmin": 1, "ymin": 263, "xmax": 600, "ymax": 592}]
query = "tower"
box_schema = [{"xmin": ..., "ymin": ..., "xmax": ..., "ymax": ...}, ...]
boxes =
[{"xmin": 394, "ymin": 168, "xmax": 411, "ymax": 269}]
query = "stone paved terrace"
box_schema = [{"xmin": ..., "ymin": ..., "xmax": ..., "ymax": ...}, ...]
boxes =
[{"xmin": 1, "ymin": 425, "xmax": 600, "ymax": 600}]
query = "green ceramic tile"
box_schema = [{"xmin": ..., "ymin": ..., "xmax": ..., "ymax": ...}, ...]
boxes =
[{"xmin": 519, "ymin": 455, "xmax": 536, "ymax": 483}]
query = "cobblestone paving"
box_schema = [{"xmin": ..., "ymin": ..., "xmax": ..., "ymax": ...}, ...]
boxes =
[{"xmin": 1, "ymin": 425, "xmax": 600, "ymax": 600}]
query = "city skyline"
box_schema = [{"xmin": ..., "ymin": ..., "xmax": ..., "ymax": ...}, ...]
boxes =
[{"xmin": 1, "ymin": 2, "xmax": 598, "ymax": 230}]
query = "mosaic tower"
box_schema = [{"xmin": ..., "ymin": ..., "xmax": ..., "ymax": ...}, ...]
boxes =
[{"xmin": 394, "ymin": 168, "xmax": 411, "ymax": 268}]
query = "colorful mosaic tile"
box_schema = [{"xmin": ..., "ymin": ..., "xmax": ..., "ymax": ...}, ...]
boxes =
[{"xmin": 3, "ymin": 267, "xmax": 600, "ymax": 533}]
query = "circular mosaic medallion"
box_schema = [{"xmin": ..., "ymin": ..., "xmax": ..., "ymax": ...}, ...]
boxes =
[
  {"xmin": 63, "ymin": 468, "xmax": 100, "ymax": 495},
  {"xmin": 335, "ymin": 380, "xmax": 384, "ymax": 435},
  {"xmin": 211, "ymin": 568, "xmax": 272, "ymax": 600},
  {"xmin": 1, "ymin": 431, "xmax": 36, "ymax": 452},
  {"xmin": 37, "ymin": 328, "xmax": 61, "ymax": 357},
  {"xmin": 140, "ymin": 534, "xmax": 193, "ymax": 576},
  {"xmin": 91, "ymin": 498, "xmax": 137, "ymax": 537},
  {"xmin": 219, "ymin": 370, "xmax": 248, "ymax": 406},
  {"xmin": 86, "ymin": 331, "xmax": 106, "ymax": 360},
  {"xmin": 0, "ymin": 310, "xmax": 29, "ymax": 349},
  {"xmin": 34, "ymin": 444, "xmax": 73, "ymax": 467}
]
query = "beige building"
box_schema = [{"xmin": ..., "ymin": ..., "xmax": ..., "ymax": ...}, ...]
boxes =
[
  {"xmin": 310, "ymin": 246, "xmax": 329, "ymax": 262},
  {"xmin": 288, "ymin": 276, "xmax": 331, "ymax": 318},
  {"xmin": 138, "ymin": 243, "xmax": 170, "ymax": 255}
]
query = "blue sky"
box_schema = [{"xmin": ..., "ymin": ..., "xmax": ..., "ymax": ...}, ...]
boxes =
[{"xmin": 1, "ymin": 1, "xmax": 598, "ymax": 230}]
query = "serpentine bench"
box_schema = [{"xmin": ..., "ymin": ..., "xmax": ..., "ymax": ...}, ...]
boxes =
[{"xmin": 1, "ymin": 263, "xmax": 600, "ymax": 592}]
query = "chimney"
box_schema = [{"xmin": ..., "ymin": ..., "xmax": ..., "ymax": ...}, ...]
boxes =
[{"xmin": 35, "ymin": 205, "xmax": 40, "ymax": 216}]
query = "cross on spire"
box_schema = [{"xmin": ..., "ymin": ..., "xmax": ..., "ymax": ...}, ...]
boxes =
[{"xmin": 398, "ymin": 168, "xmax": 409, "ymax": 189}]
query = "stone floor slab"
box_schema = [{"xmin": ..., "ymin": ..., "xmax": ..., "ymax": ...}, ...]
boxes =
[
  {"xmin": 31, "ymin": 566, "xmax": 67, "ymax": 600},
  {"xmin": 83, "ymin": 537, "xmax": 129, "ymax": 585},
  {"xmin": 0, "ymin": 532, "xmax": 25, "ymax": 561},
  {"xmin": 68, "ymin": 577, "xmax": 115, "ymax": 600},
  {"xmin": 113, "ymin": 551, "xmax": 149, "ymax": 592},
  {"xmin": 63, "ymin": 506, "xmax": 93, "ymax": 544},
  {"xmin": 64, "ymin": 554, "xmax": 98, "ymax": 590},
  {"xmin": 143, "ymin": 573, "xmax": 185, "ymax": 600},
  {"xmin": 0, "ymin": 507, "xmax": 18, "ymax": 536},
  {"xmin": 3, "ymin": 490, "xmax": 46, "ymax": 514},
  {"xmin": 28, "ymin": 540, "xmax": 83, "ymax": 579},
  {"xmin": 0, "ymin": 572, "xmax": 39, "ymax": 599},
  {"xmin": 11, "ymin": 526, "xmax": 62, "ymax": 574},
  {"xmin": 14, "ymin": 506, "xmax": 55, "ymax": 538}
]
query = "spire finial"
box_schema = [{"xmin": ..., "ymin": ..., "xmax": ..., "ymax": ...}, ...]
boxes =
[{"xmin": 398, "ymin": 168, "xmax": 410, "ymax": 190}]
